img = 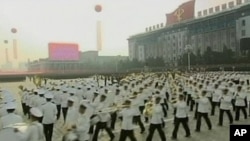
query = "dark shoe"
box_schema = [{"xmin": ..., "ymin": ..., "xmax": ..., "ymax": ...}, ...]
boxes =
[
  {"xmin": 171, "ymin": 137, "xmax": 177, "ymax": 140},
  {"xmin": 209, "ymin": 127, "xmax": 212, "ymax": 130},
  {"xmin": 140, "ymin": 129, "xmax": 145, "ymax": 134},
  {"xmin": 217, "ymin": 124, "xmax": 222, "ymax": 126},
  {"xmin": 195, "ymin": 129, "xmax": 200, "ymax": 132},
  {"xmin": 185, "ymin": 134, "xmax": 191, "ymax": 138},
  {"xmin": 110, "ymin": 135, "xmax": 115, "ymax": 141}
]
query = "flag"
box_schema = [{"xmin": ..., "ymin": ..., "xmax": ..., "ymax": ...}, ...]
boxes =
[
  {"xmin": 166, "ymin": 0, "xmax": 195, "ymax": 25},
  {"xmin": 13, "ymin": 39, "xmax": 18, "ymax": 59}
]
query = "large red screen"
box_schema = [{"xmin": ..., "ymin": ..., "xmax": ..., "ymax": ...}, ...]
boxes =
[{"xmin": 48, "ymin": 43, "xmax": 79, "ymax": 60}]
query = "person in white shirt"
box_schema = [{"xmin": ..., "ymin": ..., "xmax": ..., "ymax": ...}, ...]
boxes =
[
  {"xmin": 211, "ymin": 84, "xmax": 221, "ymax": 116},
  {"xmin": 171, "ymin": 94, "xmax": 190, "ymax": 140},
  {"xmin": 92, "ymin": 95, "xmax": 115, "ymax": 141},
  {"xmin": 218, "ymin": 88, "xmax": 233, "ymax": 126},
  {"xmin": 53, "ymin": 87, "xmax": 62, "ymax": 120},
  {"xmin": 21, "ymin": 88, "xmax": 29, "ymax": 116},
  {"xmin": 195, "ymin": 90, "xmax": 212, "ymax": 132},
  {"xmin": 0, "ymin": 102, "xmax": 23, "ymax": 129},
  {"xmin": 17, "ymin": 107, "xmax": 45, "ymax": 141},
  {"xmin": 110, "ymin": 89, "xmax": 121, "ymax": 130},
  {"xmin": 131, "ymin": 92, "xmax": 145, "ymax": 134},
  {"xmin": 36, "ymin": 91, "xmax": 47, "ymax": 111},
  {"xmin": 234, "ymin": 86, "xmax": 248, "ymax": 121},
  {"xmin": 72, "ymin": 104, "xmax": 90, "ymax": 141},
  {"xmin": 118, "ymin": 100, "xmax": 137, "ymax": 141},
  {"xmin": 41, "ymin": 94, "xmax": 58, "ymax": 141},
  {"xmin": 146, "ymin": 96, "xmax": 166, "ymax": 141},
  {"xmin": 65, "ymin": 98, "xmax": 78, "ymax": 130},
  {"xmin": 61, "ymin": 89, "xmax": 69, "ymax": 123}
]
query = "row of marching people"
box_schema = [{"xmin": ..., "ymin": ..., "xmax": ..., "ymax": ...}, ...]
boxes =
[{"xmin": 1, "ymin": 71, "xmax": 249, "ymax": 141}]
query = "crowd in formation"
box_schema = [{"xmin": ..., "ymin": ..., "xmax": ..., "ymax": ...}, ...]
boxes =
[{"xmin": 0, "ymin": 72, "xmax": 250, "ymax": 141}]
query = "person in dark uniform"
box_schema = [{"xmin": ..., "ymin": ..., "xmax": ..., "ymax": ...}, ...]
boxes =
[{"xmin": 171, "ymin": 94, "xmax": 190, "ymax": 140}]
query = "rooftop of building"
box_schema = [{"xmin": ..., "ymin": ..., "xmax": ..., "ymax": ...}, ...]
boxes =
[{"xmin": 128, "ymin": 2, "xmax": 250, "ymax": 40}]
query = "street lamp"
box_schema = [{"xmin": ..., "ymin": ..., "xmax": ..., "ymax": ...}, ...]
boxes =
[{"xmin": 185, "ymin": 45, "xmax": 192, "ymax": 71}]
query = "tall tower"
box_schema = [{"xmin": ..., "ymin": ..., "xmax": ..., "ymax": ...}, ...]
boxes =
[
  {"xmin": 5, "ymin": 48, "xmax": 9, "ymax": 63},
  {"xmin": 11, "ymin": 28, "xmax": 18, "ymax": 69},
  {"xmin": 95, "ymin": 4, "xmax": 103, "ymax": 52},
  {"xmin": 96, "ymin": 20, "xmax": 103, "ymax": 51}
]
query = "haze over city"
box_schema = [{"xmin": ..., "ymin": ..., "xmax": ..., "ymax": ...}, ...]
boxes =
[{"xmin": 0, "ymin": 0, "xmax": 232, "ymax": 66}]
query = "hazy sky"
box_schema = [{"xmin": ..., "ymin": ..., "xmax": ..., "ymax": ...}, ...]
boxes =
[{"xmin": 0, "ymin": 0, "xmax": 234, "ymax": 65}]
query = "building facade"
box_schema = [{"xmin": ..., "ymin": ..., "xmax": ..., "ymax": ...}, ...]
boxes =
[
  {"xmin": 28, "ymin": 51, "xmax": 128, "ymax": 73},
  {"xmin": 128, "ymin": 1, "xmax": 250, "ymax": 66}
]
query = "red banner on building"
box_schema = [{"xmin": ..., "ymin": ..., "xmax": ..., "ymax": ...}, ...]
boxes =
[{"xmin": 166, "ymin": 0, "xmax": 195, "ymax": 25}]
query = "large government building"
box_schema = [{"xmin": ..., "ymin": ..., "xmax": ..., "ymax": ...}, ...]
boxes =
[{"xmin": 128, "ymin": 0, "xmax": 250, "ymax": 66}]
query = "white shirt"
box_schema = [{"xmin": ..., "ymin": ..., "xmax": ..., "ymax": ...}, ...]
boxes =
[
  {"xmin": 0, "ymin": 113, "xmax": 23, "ymax": 129},
  {"xmin": 198, "ymin": 97, "xmax": 210, "ymax": 113},
  {"xmin": 234, "ymin": 92, "xmax": 247, "ymax": 107},
  {"xmin": 96, "ymin": 101, "xmax": 110, "ymax": 122},
  {"xmin": 20, "ymin": 121, "xmax": 45, "ymax": 141},
  {"xmin": 36, "ymin": 97, "xmax": 47, "ymax": 110},
  {"xmin": 212, "ymin": 89, "xmax": 221, "ymax": 102},
  {"xmin": 41, "ymin": 102, "xmax": 57, "ymax": 124},
  {"xmin": 53, "ymin": 91, "xmax": 62, "ymax": 105},
  {"xmin": 65, "ymin": 106, "xmax": 78, "ymax": 128},
  {"xmin": 174, "ymin": 101, "xmax": 188, "ymax": 118},
  {"xmin": 61, "ymin": 93, "xmax": 69, "ymax": 108},
  {"xmin": 131, "ymin": 99, "xmax": 141, "ymax": 116},
  {"xmin": 150, "ymin": 104, "xmax": 163, "ymax": 124},
  {"xmin": 75, "ymin": 113, "xmax": 90, "ymax": 141},
  {"xmin": 118, "ymin": 108, "xmax": 136, "ymax": 130},
  {"xmin": 220, "ymin": 95, "xmax": 232, "ymax": 110}
]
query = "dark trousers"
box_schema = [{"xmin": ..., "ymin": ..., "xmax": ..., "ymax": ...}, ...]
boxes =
[
  {"xmin": 235, "ymin": 106, "xmax": 247, "ymax": 120},
  {"xmin": 164, "ymin": 99, "xmax": 169, "ymax": 110},
  {"xmin": 27, "ymin": 106, "xmax": 31, "ymax": 119},
  {"xmin": 111, "ymin": 112, "xmax": 117, "ymax": 130},
  {"xmin": 62, "ymin": 107, "xmax": 68, "ymax": 122},
  {"xmin": 144, "ymin": 100, "xmax": 149, "ymax": 122},
  {"xmin": 190, "ymin": 99, "xmax": 195, "ymax": 111},
  {"xmin": 211, "ymin": 101, "xmax": 220, "ymax": 115},
  {"xmin": 38, "ymin": 116, "xmax": 43, "ymax": 123},
  {"xmin": 133, "ymin": 115, "xmax": 145, "ymax": 132},
  {"xmin": 231, "ymin": 99, "xmax": 236, "ymax": 111},
  {"xmin": 218, "ymin": 109, "xmax": 233, "ymax": 125},
  {"xmin": 92, "ymin": 122, "xmax": 114, "ymax": 141},
  {"xmin": 43, "ymin": 124, "xmax": 54, "ymax": 141},
  {"xmin": 208, "ymin": 97, "xmax": 212, "ymax": 104},
  {"xmin": 119, "ymin": 129, "xmax": 137, "ymax": 141},
  {"xmin": 56, "ymin": 105, "xmax": 61, "ymax": 120},
  {"xmin": 196, "ymin": 112, "xmax": 212, "ymax": 131},
  {"xmin": 139, "ymin": 106, "xmax": 145, "ymax": 114},
  {"xmin": 194, "ymin": 103, "xmax": 198, "ymax": 119},
  {"xmin": 165, "ymin": 92, "xmax": 169, "ymax": 101},
  {"xmin": 22, "ymin": 103, "xmax": 27, "ymax": 115},
  {"xmin": 186, "ymin": 95, "xmax": 192, "ymax": 106},
  {"xmin": 146, "ymin": 124, "xmax": 166, "ymax": 141},
  {"xmin": 172, "ymin": 117, "xmax": 190, "ymax": 138},
  {"xmin": 161, "ymin": 103, "xmax": 167, "ymax": 117},
  {"xmin": 249, "ymin": 101, "xmax": 250, "ymax": 116}
]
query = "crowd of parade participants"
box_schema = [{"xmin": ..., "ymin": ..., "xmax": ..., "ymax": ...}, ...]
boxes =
[{"xmin": 0, "ymin": 71, "xmax": 250, "ymax": 141}]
